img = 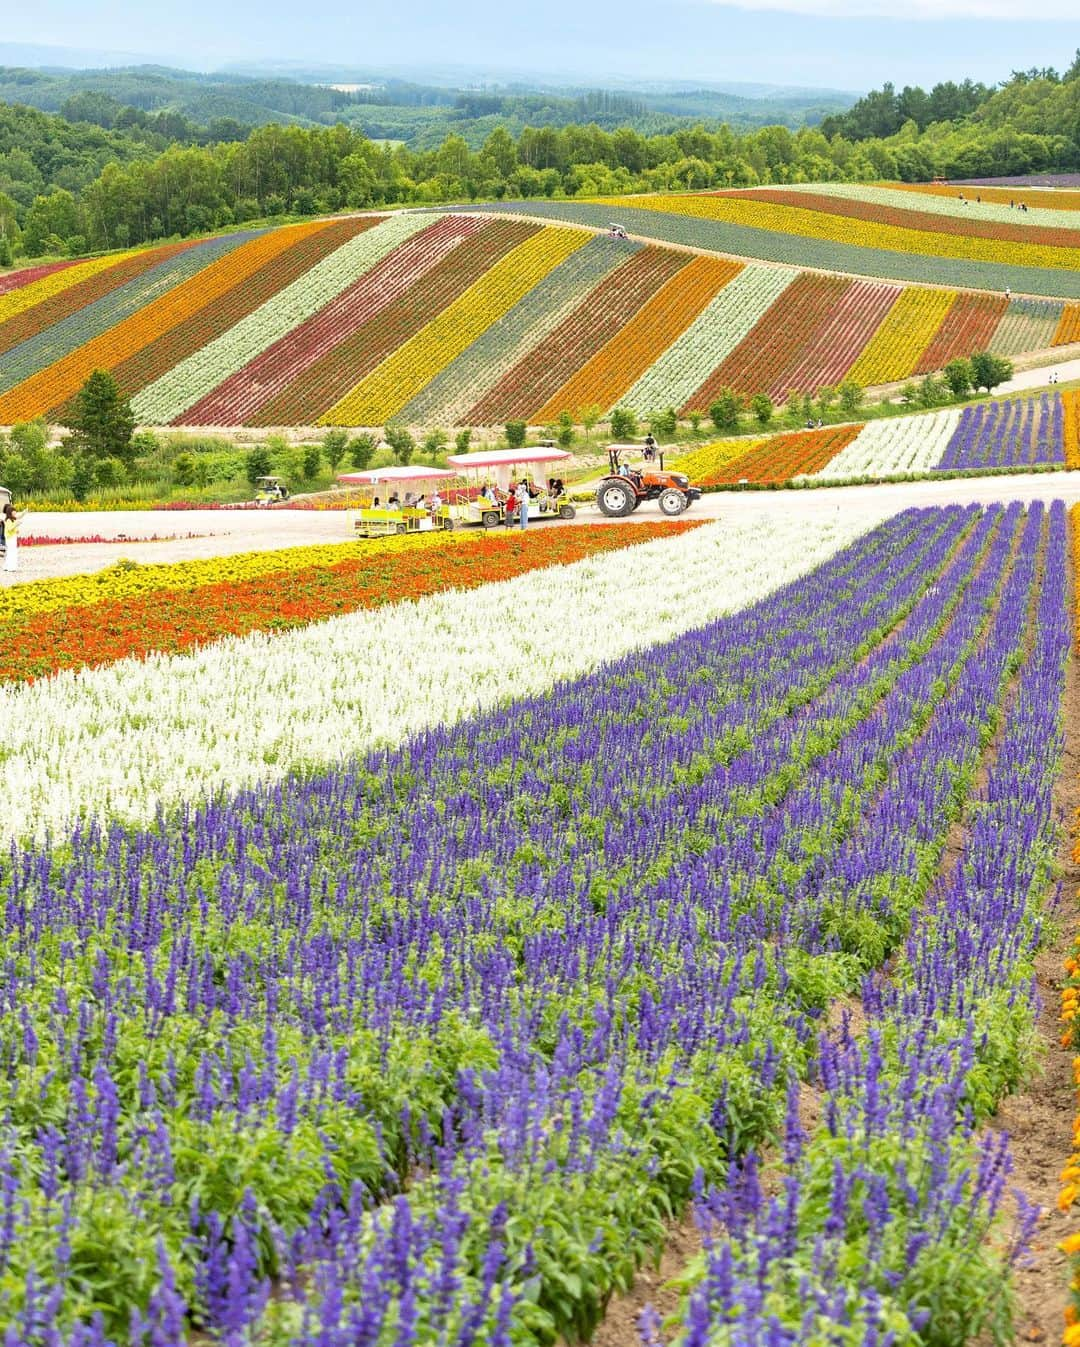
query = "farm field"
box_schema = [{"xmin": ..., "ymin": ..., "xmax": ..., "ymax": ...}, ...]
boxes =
[
  {"xmin": 1, "ymin": 491, "xmax": 1077, "ymax": 1346},
  {"xmin": 672, "ymin": 389, "xmax": 1080, "ymax": 485},
  {"xmin": 3, "ymin": 188, "xmax": 1080, "ymax": 430}
]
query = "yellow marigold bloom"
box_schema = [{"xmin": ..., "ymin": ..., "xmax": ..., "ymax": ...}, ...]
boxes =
[
  {"xmin": 1060, "ymin": 1185, "xmax": 1078, "ymax": 1212},
  {"xmin": 1061, "ymin": 1234, "xmax": 1080, "ymax": 1254},
  {"xmin": 1063, "ymin": 1323, "xmax": 1080, "ymax": 1346}
]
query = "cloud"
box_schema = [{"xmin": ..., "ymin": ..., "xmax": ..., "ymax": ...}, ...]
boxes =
[{"xmin": 714, "ymin": 0, "xmax": 1075, "ymax": 17}]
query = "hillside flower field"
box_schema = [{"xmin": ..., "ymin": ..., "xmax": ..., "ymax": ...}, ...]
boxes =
[
  {"xmin": 3, "ymin": 183, "xmax": 1080, "ymax": 428},
  {"xmin": 0, "ymin": 496, "xmax": 1074, "ymax": 1345}
]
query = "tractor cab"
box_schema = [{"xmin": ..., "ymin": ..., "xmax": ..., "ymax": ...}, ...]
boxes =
[
  {"xmin": 337, "ymin": 466, "xmax": 457, "ymax": 537},
  {"xmin": 445, "ymin": 447, "xmax": 576, "ymax": 527},
  {"xmin": 255, "ymin": 476, "xmax": 289, "ymax": 505}
]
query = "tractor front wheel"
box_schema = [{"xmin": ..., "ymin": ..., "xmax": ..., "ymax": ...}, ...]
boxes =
[
  {"xmin": 658, "ymin": 488, "xmax": 688, "ymax": 517},
  {"xmin": 597, "ymin": 480, "xmax": 636, "ymax": 518}
]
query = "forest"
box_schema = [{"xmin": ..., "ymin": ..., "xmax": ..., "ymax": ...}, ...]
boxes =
[{"xmin": 0, "ymin": 56, "xmax": 1078, "ymax": 258}]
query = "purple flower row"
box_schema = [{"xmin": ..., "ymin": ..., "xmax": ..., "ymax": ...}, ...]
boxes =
[
  {"xmin": 937, "ymin": 392, "xmax": 1065, "ymax": 470},
  {"xmin": 669, "ymin": 501, "xmax": 1068, "ymax": 1344},
  {"xmin": 0, "ymin": 504, "xmax": 1066, "ymax": 1346}
]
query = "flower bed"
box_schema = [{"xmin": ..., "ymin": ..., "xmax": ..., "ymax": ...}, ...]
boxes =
[
  {"xmin": 0, "ymin": 503, "xmax": 1067, "ymax": 1346},
  {"xmin": 0, "ymin": 522, "xmax": 699, "ymax": 683}
]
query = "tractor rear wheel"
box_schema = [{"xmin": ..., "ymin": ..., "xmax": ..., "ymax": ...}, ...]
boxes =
[
  {"xmin": 658, "ymin": 488, "xmax": 688, "ymax": 516},
  {"xmin": 597, "ymin": 480, "xmax": 636, "ymax": 517}
]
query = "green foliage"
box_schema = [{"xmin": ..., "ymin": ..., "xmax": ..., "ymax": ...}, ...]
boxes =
[
  {"xmin": 321, "ymin": 428, "xmax": 349, "ymax": 473},
  {"xmin": 504, "ymin": 419, "xmax": 527, "ymax": 449},
  {"xmin": 65, "ymin": 371, "xmax": 136, "ymax": 469},
  {"xmin": 969, "ymin": 351, "xmax": 1014, "ymax": 393},
  {"xmin": 648, "ymin": 406, "xmax": 679, "ymax": 437},
  {"xmin": 943, "ymin": 358, "xmax": 974, "ymax": 400},
  {"xmin": 708, "ymin": 389, "xmax": 742, "ymax": 433},
  {"xmin": 422, "ymin": 427, "xmax": 448, "ymax": 459},
  {"xmin": 749, "ymin": 393, "xmax": 774, "ymax": 427},
  {"xmin": 556, "ymin": 410, "xmax": 575, "ymax": 448},
  {"xmin": 609, "ymin": 407, "xmax": 637, "ymax": 440},
  {"xmin": 245, "ymin": 444, "xmax": 272, "ymax": 485},
  {"xmin": 579, "ymin": 404, "xmax": 602, "ymax": 440},
  {"xmin": 385, "ymin": 423, "xmax": 416, "ymax": 465},
  {"xmin": 837, "ymin": 380, "xmax": 864, "ymax": 417},
  {"xmin": 454, "ymin": 427, "xmax": 472, "ymax": 452},
  {"xmin": 348, "ymin": 432, "xmax": 377, "ymax": 470},
  {"xmin": 301, "ymin": 443, "xmax": 322, "ymax": 480}
]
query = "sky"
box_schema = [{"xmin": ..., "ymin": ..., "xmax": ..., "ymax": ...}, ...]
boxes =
[{"xmin": 3, "ymin": 0, "xmax": 1078, "ymax": 91}]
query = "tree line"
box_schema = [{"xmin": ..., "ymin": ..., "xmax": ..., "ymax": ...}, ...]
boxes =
[{"xmin": 2, "ymin": 58, "xmax": 1080, "ymax": 259}]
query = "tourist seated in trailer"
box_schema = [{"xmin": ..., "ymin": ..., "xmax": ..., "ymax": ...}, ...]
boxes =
[{"xmin": 387, "ymin": 492, "xmax": 401, "ymax": 507}]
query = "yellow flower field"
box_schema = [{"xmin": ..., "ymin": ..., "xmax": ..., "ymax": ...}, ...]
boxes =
[
  {"xmin": 670, "ymin": 437, "xmax": 766, "ymax": 480},
  {"xmin": 599, "ymin": 193, "xmax": 1080, "ymax": 275},
  {"xmin": 845, "ymin": 288, "xmax": 957, "ymax": 386},
  {"xmin": 320, "ymin": 226, "xmax": 589, "ymax": 425},
  {"xmin": 0, "ymin": 531, "xmax": 452, "ymax": 626}
]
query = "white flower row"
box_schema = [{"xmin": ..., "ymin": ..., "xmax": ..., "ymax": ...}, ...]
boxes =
[
  {"xmin": 3, "ymin": 512, "xmax": 886, "ymax": 844},
  {"xmin": 620, "ymin": 263, "xmax": 795, "ymax": 414},
  {"xmin": 780, "ymin": 181, "xmax": 1080, "ymax": 230},
  {"xmin": 131, "ymin": 213, "xmax": 432, "ymax": 424},
  {"xmin": 810, "ymin": 408, "xmax": 962, "ymax": 479}
]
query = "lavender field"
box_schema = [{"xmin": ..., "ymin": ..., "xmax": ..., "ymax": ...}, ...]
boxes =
[{"xmin": 0, "ymin": 500, "xmax": 1071, "ymax": 1346}]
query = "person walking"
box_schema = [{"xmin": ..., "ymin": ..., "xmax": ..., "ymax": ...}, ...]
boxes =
[
  {"xmin": 515, "ymin": 479, "xmax": 530, "ymax": 530},
  {"xmin": 2, "ymin": 503, "xmax": 18, "ymax": 572}
]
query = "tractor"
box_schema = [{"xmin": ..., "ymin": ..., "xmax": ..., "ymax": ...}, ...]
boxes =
[{"xmin": 595, "ymin": 446, "xmax": 702, "ymax": 518}]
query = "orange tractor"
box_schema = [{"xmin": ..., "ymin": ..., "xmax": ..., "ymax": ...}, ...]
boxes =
[{"xmin": 595, "ymin": 446, "xmax": 702, "ymax": 518}]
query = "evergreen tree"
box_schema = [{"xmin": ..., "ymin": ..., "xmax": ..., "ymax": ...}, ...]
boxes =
[{"xmin": 66, "ymin": 370, "xmax": 136, "ymax": 468}]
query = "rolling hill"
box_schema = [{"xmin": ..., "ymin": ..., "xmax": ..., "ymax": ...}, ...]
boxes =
[{"xmin": 1, "ymin": 184, "xmax": 1078, "ymax": 429}]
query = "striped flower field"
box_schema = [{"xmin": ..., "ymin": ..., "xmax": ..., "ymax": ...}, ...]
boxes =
[
  {"xmin": 0, "ymin": 497, "xmax": 1075, "ymax": 1346},
  {"xmin": 671, "ymin": 390, "xmax": 1080, "ymax": 485},
  {"xmin": 3, "ymin": 185, "xmax": 1080, "ymax": 430}
]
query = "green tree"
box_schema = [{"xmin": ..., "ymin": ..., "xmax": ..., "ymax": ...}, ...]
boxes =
[
  {"xmin": 173, "ymin": 452, "xmax": 197, "ymax": 487},
  {"xmin": 454, "ymin": 427, "xmax": 472, "ymax": 452},
  {"xmin": 348, "ymin": 433, "xmax": 377, "ymax": 470},
  {"xmin": 837, "ymin": 380, "xmax": 864, "ymax": 417},
  {"xmin": 385, "ymin": 423, "xmax": 415, "ymax": 465},
  {"xmin": 580, "ymin": 404, "xmax": 602, "ymax": 441},
  {"xmin": 321, "ymin": 428, "xmax": 349, "ymax": 473},
  {"xmin": 708, "ymin": 390, "xmax": 742, "ymax": 433},
  {"xmin": 66, "ymin": 370, "xmax": 136, "ymax": 469},
  {"xmin": 749, "ymin": 393, "xmax": 774, "ymax": 427},
  {"xmin": 648, "ymin": 407, "xmax": 678, "ymax": 437},
  {"xmin": 969, "ymin": 351, "xmax": 1013, "ymax": 393},
  {"xmin": 609, "ymin": 407, "xmax": 637, "ymax": 440},
  {"xmin": 816, "ymin": 385, "xmax": 837, "ymax": 417},
  {"xmin": 301, "ymin": 443, "xmax": 322, "ymax": 479},
  {"xmin": 422, "ymin": 427, "xmax": 448, "ymax": 459},
  {"xmin": 504, "ymin": 420, "xmax": 527, "ymax": 449},
  {"xmin": 688, "ymin": 411, "xmax": 703, "ymax": 435},
  {"xmin": 556, "ymin": 410, "xmax": 575, "ymax": 448},
  {"xmin": 245, "ymin": 444, "xmax": 272, "ymax": 485},
  {"xmin": 943, "ymin": 358, "xmax": 974, "ymax": 400}
]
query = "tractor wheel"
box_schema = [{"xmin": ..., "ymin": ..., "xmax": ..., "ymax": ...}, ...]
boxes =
[
  {"xmin": 658, "ymin": 488, "xmax": 688, "ymax": 517},
  {"xmin": 558, "ymin": 504, "xmax": 577, "ymax": 520},
  {"xmin": 597, "ymin": 480, "xmax": 636, "ymax": 517},
  {"xmin": 482, "ymin": 511, "xmax": 500, "ymax": 529},
  {"xmin": 630, "ymin": 495, "xmax": 644, "ymax": 510}
]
